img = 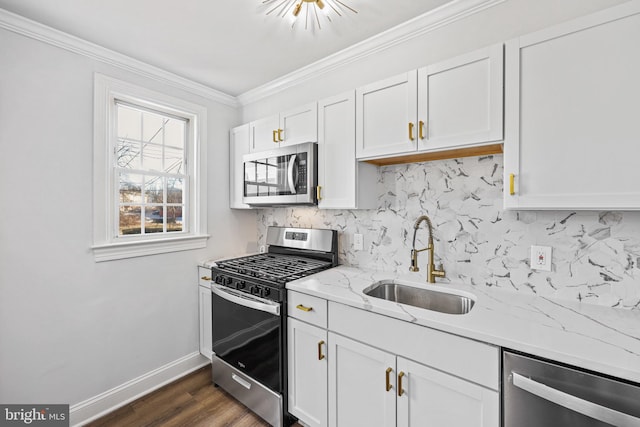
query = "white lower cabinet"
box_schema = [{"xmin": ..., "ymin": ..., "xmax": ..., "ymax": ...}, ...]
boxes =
[
  {"xmin": 328, "ymin": 332, "xmax": 396, "ymax": 427},
  {"xmin": 288, "ymin": 318, "xmax": 328, "ymax": 427},
  {"xmin": 396, "ymin": 357, "xmax": 499, "ymax": 427},
  {"xmin": 198, "ymin": 267, "xmax": 212, "ymax": 360},
  {"xmin": 287, "ymin": 291, "xmax": 499, "ymax": 427}
]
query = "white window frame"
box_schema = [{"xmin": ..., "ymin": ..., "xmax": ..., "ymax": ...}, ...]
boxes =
[{"xmin": 92, "ymin": 74, "xmax": 208, "ymax": 261}]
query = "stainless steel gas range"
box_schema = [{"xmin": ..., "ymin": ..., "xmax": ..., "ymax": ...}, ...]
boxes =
[{"xmin": 209, "ymin": 226, "xmax": 338, "ymax": 427}]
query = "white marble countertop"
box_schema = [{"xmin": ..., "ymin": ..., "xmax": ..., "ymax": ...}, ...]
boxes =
[{"xmin": 287, "ymin": 266, "xmax": 640, "ymax": 384}]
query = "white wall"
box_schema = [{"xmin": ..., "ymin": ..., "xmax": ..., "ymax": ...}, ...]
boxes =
[
  {"xmin": 0, "ymin": 26, "xmax": 256, "ymax": 410},
  {"xmin": 241, "ymin": 0, "xmax": 626, "ymax": 121}
]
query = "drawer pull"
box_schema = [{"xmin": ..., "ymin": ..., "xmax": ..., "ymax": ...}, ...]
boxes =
[
  {"xmin": 509, "ymin": 173, "xmax": 515, "ymax": 195},
  {"xmin": 296, "ymin": 304, "xmax": 313, "ymax": 312},
  {"xmin": 200, "ymin": 276, "xmax": 211, "ymax": 281},
  {"xmin": 318, "ymin": 340, "xmax": 325, "ymax": 360},
  {"xmin": 272, "ymin": 129, "xmax": 278, "ymax": 143},
  {"xmin": 419, "ymin": 120, "xmax": 425, "ymax": 139},
  {"xmin": 398, "ymin": 371, "xmax": 405, "ymax": 396},
  {"xmin": 385, "ymin": 367, "xmax": 393, "ymax": 392},
  {"xmin": 277, "ymin": 128, "xmax": 284, "ymax": 142}
]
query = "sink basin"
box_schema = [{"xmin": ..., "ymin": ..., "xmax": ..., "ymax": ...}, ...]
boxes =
[{"xmin": 362, "ymin": 280, "xmax": 475, "ymax": 315}]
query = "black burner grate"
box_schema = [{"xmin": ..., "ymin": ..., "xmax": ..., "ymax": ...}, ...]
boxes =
[{"xmin": 215, "ymin": 253, "xmax": 332, "ymax": 284}]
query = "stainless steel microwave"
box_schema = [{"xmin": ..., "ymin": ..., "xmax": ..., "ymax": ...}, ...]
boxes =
[{"xmin": 242, "ymin": 142, "xmax": 317, "ymax": 206}]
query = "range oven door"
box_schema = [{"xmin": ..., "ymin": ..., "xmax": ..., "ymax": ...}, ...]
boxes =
[
  {"xmin": 242, "ymin": 142, "xmax": 317, "ymax": 206},
  {"xmin": 211, "ymin": 284, "xmax": 282, "ymax": 393}
]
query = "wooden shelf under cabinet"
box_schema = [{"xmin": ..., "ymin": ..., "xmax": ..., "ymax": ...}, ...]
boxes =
[{"xmin": 362, "ymin": 143, "xmax": 503, "ymax": 166}]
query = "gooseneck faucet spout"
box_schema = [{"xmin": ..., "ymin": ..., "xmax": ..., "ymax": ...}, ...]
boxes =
[{"xmin": 410, "ymin": 215, "xmax": 446, "ymax": 283}]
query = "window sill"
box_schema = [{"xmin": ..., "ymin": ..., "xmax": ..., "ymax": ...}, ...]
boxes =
[{"xmin": 92, "ymin": 234, "xmax": 209, "ymax": 262}]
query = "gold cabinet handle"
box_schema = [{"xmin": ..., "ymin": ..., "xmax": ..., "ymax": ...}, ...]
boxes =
[
  {"xmin": 296, "ymin": 304, "xmax": 313, "ymax": 312},
  {"xmin": 200, "ymin": 276, "xmax": 211, "ymax": 281},
  {"xmin": 419, "ymin": 120, "xmax": 425, "ymax": 139},
  {"xmin": 318, "ymin": 340, "xmax": 325, "ymax": 360},
  {"xmin": 385, "ymin": 367, "xmax": 393, "ymax": 392},
  {"xmin": 277, "ymin": 128, "xmax": 284, "ymax": 142},
  {"xmin": 398, "ymin": 371, "xmax": 405, "ymax": 397},
  {"xmin": 408, "ymin": 122, "xmax": 415, "ymax": 141},
  {"xmin": 509, "ymin": 173, "xmax": 515, "ymax": 196},
  {"xmin": 272, "ymin": 130, "xmax": 278, "ymax": 143},
  {"xmin": 316, "ymin": 185, "xmax": 322, "ymax": 201}
]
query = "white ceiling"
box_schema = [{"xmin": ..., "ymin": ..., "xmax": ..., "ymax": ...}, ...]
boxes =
[{"xmin": 0, "ymin": 0, "xmax": 454, "ymax": 96}]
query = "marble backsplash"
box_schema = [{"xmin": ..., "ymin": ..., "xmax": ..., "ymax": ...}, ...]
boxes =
[{"xmin": 256, "ymin": 154, "xmax": 640, "ymax": 310}]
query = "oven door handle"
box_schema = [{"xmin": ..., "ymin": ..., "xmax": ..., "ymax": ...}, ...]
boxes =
[
  {"xmin": 211, "ymin": 285, "xmax": 280, "ymax": 316},
  {"xmin": 512, "ymin": 372, "xmax": 640, "ymax": 426}
]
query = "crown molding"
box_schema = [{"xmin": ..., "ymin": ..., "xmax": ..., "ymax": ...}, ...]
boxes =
[
  {"xmin": 237, "ymin": 0, "xmax": 506, "ymax": 106},
  {"xmin": 0, "ymin": 8, "xmax": 238, "ymax": 108}
]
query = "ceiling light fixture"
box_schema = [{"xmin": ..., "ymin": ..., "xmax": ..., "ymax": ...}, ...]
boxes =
[{"xmin": 263, "ymin": 0, "xmax": 358, "ymax": 30}]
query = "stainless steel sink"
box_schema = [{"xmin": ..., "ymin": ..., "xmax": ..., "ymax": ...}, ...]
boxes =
[{"xmin": 362, "ymin": 280, "xmax": 475, "ymax": 315}]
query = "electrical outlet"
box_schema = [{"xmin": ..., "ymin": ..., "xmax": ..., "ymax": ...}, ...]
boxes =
[
  {"xmin": 353, "ymin": 233, "xmax": 364, "ymax": 251},
  {"xmin": 259, "ymin": 245, "xmax": 266, "ymax": 254},
  {"xmin": 531, "ymin": 245, "xmax": 552, "ymax": 271}
]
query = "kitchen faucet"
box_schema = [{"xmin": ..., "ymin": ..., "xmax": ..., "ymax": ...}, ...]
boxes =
[{"xmin": 410, "ymin": 215, "xmax": 446, "ymax": 283}]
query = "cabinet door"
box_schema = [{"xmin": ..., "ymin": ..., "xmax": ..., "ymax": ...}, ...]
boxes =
[
  {"xmin": 198, "ymin": 285, "xmax": 212, "ymax": 360},
  {"xmin": 504, "ymin": 3, "xmax": 640, "ymax": 210},
  {"xmin": 280, "ymin": 102, "xmax": 317, "ymax": 147},
  {"xmin": 318, "ymin": 91, "xmax": 377, "ymax": 210},
  {"xmin": 250, "ymin": 114, "xmax": 279, "ymax": 153},
  {"xmin": 397, "ymin": 357, "xmax": 498, "ymax": 427},
  {"xmin": 288, "ymin": 318, "xmax": 328, "ymax": 427},
  {"xmin": 356, "ymin": 71, "xmax": 418, "ymax": 159},
  {"xmin": 417, "ymin": 44, "xmax": 503, "ymax": 151},
  {"xmin": 328, "ymin": 332, "xmax": 396, "ymax": 427},
  {"xmin": 229, "ymin": 124, "xmax": 251, "ymax": 209}
]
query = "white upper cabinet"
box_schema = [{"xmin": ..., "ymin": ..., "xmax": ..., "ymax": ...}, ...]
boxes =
[
  {"xmin": 229, "ymin": 124, "xmax": 251, "ymax": 209},
  {"xmin": 250, "ymin": 114, "xmax": 280, "ymax": 153},
  {"xmin": 318, "ymin": 91, "xmax": 377, "ymax": 209},
  {"xmin": 356, "ymin": 44, "xmax": 503, "ymax": 161},
  {"xmin": 356, "ymin": 72, "xmax": 418, "ymax": 158},
  {"xmin": 417, "ymin": 44, "xmax": 503, "ymax": 151},
  {"xmin": 250, "ymin": 102, "xmax": 317, "ymax": 153},
  {"xmin": 503, "ymin": 2, "xmax": 640, "ymax": 210}
]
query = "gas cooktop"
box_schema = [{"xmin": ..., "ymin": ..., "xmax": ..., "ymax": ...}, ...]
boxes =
[{"xmin": 215, "ymin": 253, "xmax": 333, "ymax": 284}]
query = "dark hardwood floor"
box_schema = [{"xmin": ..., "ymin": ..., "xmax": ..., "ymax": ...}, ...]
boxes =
[{"xmin": 86, "ymin": 365, "xmax": 299, "ymax": 427}]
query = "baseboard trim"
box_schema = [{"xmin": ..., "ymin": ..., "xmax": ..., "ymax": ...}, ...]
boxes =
[{"xmin": 69, "ymin": 352, "xmax": 210, "ymax": 426}]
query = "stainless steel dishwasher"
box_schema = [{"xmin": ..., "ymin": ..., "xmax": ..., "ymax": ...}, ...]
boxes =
[{"xmin": 503, "ymin": 350, "xmax": 640, "ymax": 427}]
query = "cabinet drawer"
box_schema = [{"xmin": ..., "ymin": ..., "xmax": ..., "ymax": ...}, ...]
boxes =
[
  {"xmin": 198, "ymin": 267, "xmax": 212, "ymax": 287},
  {"xmin": 288, "ymin": 291, "xmax": 327, "ymax": 328}
]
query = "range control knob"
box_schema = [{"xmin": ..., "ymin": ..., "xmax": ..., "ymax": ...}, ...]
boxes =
[
  {"xmin": 250, "ymin": 286, "xmax": 260, "ymax": 295},
  {"xmin": 214, "ymin": 275, "xmax": 223, "ymax": 284},
  {"xmin": 237, "ymin": 280, "xmax": 246, "ymax": 290},
  {"xmin": 262, "ymin": 288, "xmax": 271, "ymax": 298},
  {"xmin": 224, "ymin": 277, "xmax": 233, "ymax": 286}
]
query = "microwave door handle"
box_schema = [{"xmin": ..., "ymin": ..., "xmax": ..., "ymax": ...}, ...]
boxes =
[
  {"xmin": 287, "ymin": 154, "xmax": 297, "ymax": 194},
  {"xmin": 511, "ymin": 372, "xmax": 640, "ymax": 427},
  {"xmin": 211, "ymin": 285, "xmax": 280, "ymax": 316}
]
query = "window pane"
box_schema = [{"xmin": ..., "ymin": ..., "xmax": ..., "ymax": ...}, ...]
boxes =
[
  {"xmin": 143, "ymin": 112, "xmax": 164, "ymax": 143},
  {"xmin": 117, "ymin": 105, "xmax": 141, "ymax": 141},
  {"xmin": 145, "ymin": 205, "xmax": 164, "ymax": 234},
  {"xmin": 167, "ymin": 178, "xmax": 183, "ymax": 204},
  {"xmin": 142, "ymin": 143, "xmax": 163, "ymax": 171},
  {"xmin": 119, "ymin": 174, "xmax": 143, "ymax": 203},
  {"xmin": 167, "ymin": 206, "xmax": 183, "ymax": 232},
  {"xmin": 164, "ymin": 119, "xmax": 185, "ymax": 148},
  {"xmin": 145, "ymin": 176, "xmax": 164, "ymax": 203},
  {"xmin": 117, "ymin": 139, "xmax": 141, "ymax": 169},
  {"xmin": 119, "ymin": 206, "xmax": 141, "ymax": 235},
  {"xmin": 164, "ymin": 147, "xmax": 183, "ymax": 173}
]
